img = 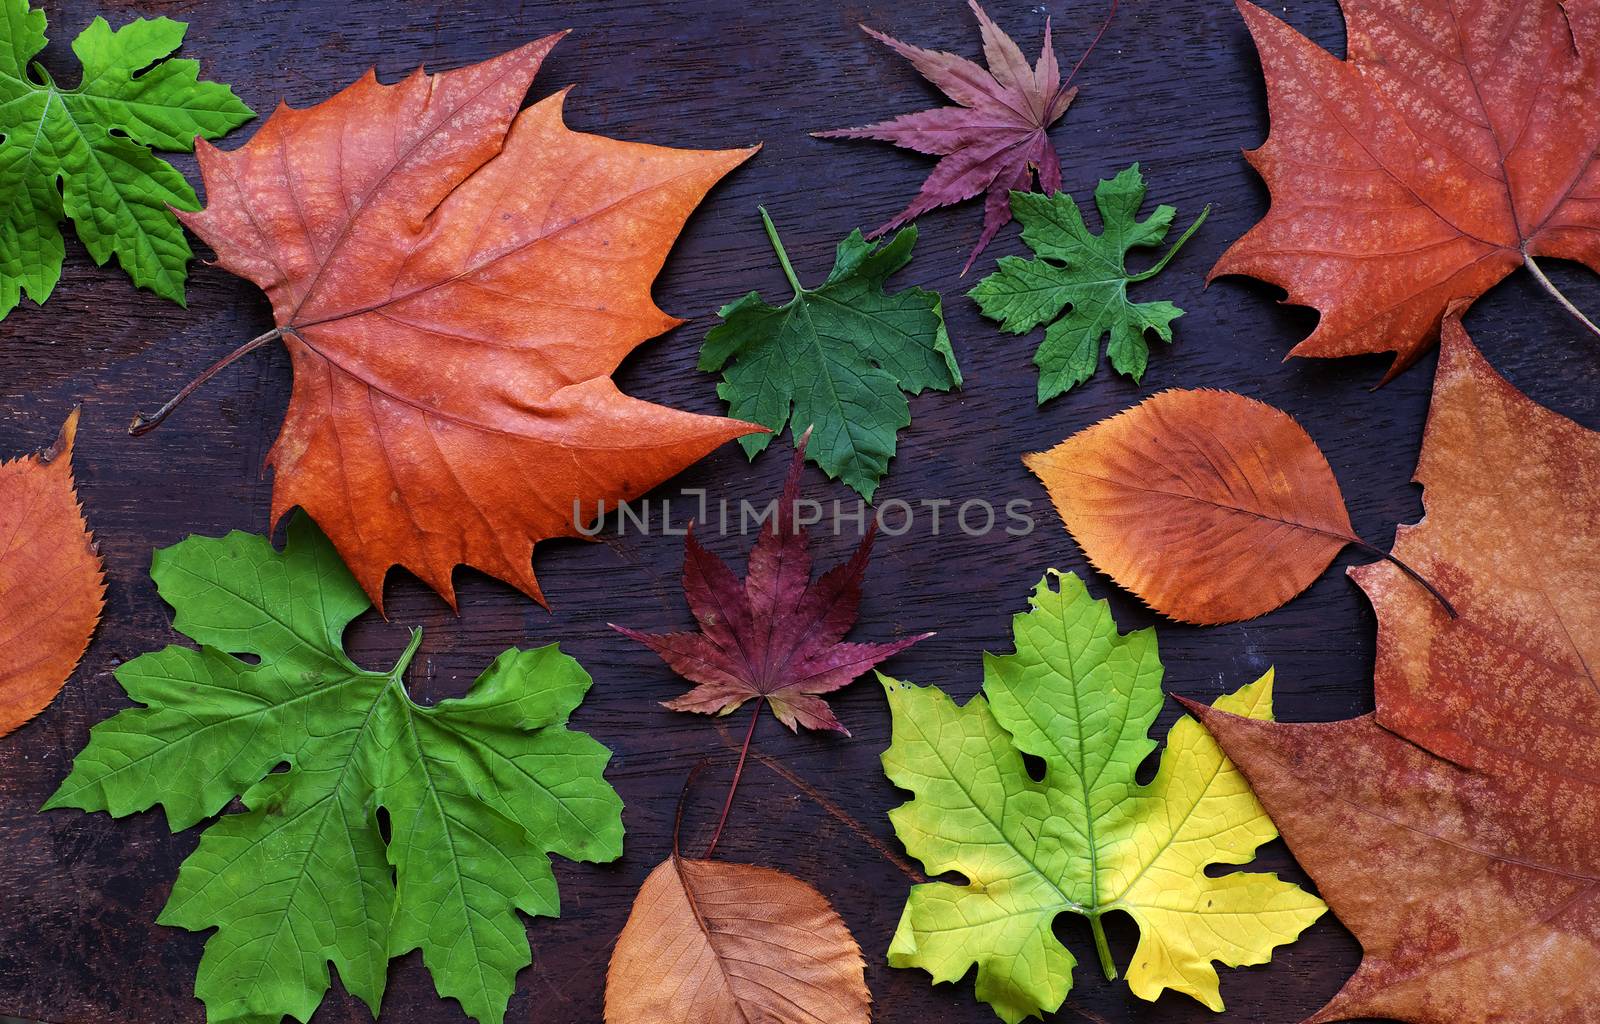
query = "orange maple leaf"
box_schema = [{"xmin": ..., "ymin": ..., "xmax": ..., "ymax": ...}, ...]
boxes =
[
  {"xmin": 1212, "ymin": 0, "xmax": 1600, "ymax": 379},
  {"xmin": 0, "ymin": 409, "xmax": 105, "ymax": 737},
  {"xmin": 169, "ymin": 34, "xmax": 761, "ymax": 609}
]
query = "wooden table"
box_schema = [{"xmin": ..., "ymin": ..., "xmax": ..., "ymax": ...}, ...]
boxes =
[{"xmin": 2, "ymin": 1, "xmax": 1595, "ymax": 1022}]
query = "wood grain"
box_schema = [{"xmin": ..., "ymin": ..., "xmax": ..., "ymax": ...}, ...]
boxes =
[{"xmin": 1, "ymin": 2, "xmax": 1596, "ymax": 1023}]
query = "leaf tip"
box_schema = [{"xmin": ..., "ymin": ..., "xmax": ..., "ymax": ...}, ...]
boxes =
[{"xmin": 42, "ymin": 406, "xmax": 81, "ymax": 464}]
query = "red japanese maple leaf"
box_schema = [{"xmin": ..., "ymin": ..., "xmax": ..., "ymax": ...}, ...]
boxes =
[
  {"xmin": 612, "ymin": 431, "xmax": 930, "ymax": 734},
  {"xmin": 814, "ymin": 0, "xmax": 1080, "ymax": 273}
]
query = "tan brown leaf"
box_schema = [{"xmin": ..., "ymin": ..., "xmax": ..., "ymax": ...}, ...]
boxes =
[
  {"xmin": 605, "ymin": 856, "xmax": 870, "ymax": 1024},
  {"xmin": 1181, "ymin": 708, "xmax": 1599, "ymax": 1024},
  {"xmin": 1184, "ymin": 318, "xmax": 1600, "ymax": 1024},
  {"xmin": 1352, "ymin": 313, "xmax": 1600, "ymax": 781},
  {"xmin": 0, "ymin": 409, "xmax": 105, "ymax": 737},
  {"xmin": 1024, "ymin": 389, "xmax": 1357, "ymax": 623}
]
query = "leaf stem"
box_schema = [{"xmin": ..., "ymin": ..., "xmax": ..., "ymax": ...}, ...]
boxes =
[
  {"xmin": 672, "ymin": 760, "xmax": 710, "ymax": 859},
  {"xmin": 391, "ymin": 627, "xmax": 424, "ymax": 679},
  {"xmin": 1089, "ymin": 914, "xmax": 1117, "ymax": 981},
  {"xmin": 1063, "ymin": 0, "xmax": 1120, "ymax": 90},
  {"xmin": 759, "ymin": 207, "xmax": 805, "ymax": 299},
  {"xmin": 1350, "ymin": 540, "xmax": 1457, "ymax": 619},
  {"xmin": 1128, "ymin": 204, "xmax": 1211, "ymax": 283},
  {"xmin": 1523, "ymin": 252, "xmax": 1600, "ymax": 341},
  {"xmin": 129, "ymin": 326, "xmax": 284, "ymax": 435},
  {"xmin": 704, "ymin": 697, "xmax": 763, "ymax": 859}
]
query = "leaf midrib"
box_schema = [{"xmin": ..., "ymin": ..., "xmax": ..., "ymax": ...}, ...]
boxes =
[{"xmin": 1059, "ymin": 466, "xmax": 1357, "ymax": 546}]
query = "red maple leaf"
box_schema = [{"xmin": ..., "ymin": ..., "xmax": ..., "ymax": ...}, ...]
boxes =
[
  {"xmin": 1212, "ymin": 0, "xmax": 1600, "ymax": 379},
  {"xmin": 814, "ymin": 0, "xmax": 1083, "ymax": 273},
  {"xmin": 612, "ymin": 431, "xmax": 930, "ymax": 735}
]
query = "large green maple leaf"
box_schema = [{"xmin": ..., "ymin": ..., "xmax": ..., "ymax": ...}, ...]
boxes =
[
  {"xmin": 880, "ymin": 570, "xmax": 1324, "ymax": 1023},
  {"xmin": 0, "ymin": 0, "xmax": 252, "ymax": 319},
  {"xmin": 45, "ymin": 515, "xmax": 623, "ymax": 1024},
  {"xmin": 701, "ymin": 207, "xmax": 961, "ymax": 500},
  {"xmin": 969, "ymin": 164, "xmax": 1208, "ymax": 403}
]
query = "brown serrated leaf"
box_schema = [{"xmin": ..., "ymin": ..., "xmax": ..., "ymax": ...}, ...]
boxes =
[{"xmin": 1024, "ymin": 389, "xmax": 1358, "ymax": 624}]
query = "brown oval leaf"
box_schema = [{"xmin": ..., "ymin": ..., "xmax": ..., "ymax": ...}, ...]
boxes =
[
  {"xmin": 605, "ymin": 856, "xmax": 870, "ymax": 1024},
  {"xmin": 0, "ymin": 409, "xmax": 105, "ymax": 737},
  {"xmin": 1024, "ymin": 389, "xmax": 1355, "ymax": 624}
]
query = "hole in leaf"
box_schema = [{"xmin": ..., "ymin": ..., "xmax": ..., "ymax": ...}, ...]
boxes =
[{"xmin": 1133, "ymin": 744, "xmax": 1160, "ymax": 786}]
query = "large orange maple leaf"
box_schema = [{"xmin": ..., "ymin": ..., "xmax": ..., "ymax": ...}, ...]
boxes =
[
  {"xmin": 1212, "ymin": 0, "xmax": 1600, "ymax": 379},
  {"xmin": 1186, "ymin": 317, "xmax": 1600, "ymax": 1023},
  {"xmin": 172, "ymin": 35, "xmax": 760, "ymax": 609}
]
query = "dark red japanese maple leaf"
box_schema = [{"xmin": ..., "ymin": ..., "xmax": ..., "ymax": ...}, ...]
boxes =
[
  {"xmin": 612, "ymin": 431, "xmax": 930, "ymax": 735},
  {"xmin": 814, "ymin": 0, "xmax": 1083, "ymax": 273}
]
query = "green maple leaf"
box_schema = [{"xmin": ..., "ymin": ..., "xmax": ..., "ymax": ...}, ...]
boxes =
[
  {"xmin": 0, "ymin": 0, "xmax": 252, "ymax": 320},
  {"xmin": 879, "ymin": 570, "xmax": 1324, "ymax": 1024},
  {"xmin": 45, "ymin": 515, "xmax": 623, "ymax": 1024},
  {"xmin": 701, "ymin": 207, "xmax": 961, "ymax": 500},
  {"xmin": 969, "ymin": 164, "xmax": 1209, "ymax": 403}
]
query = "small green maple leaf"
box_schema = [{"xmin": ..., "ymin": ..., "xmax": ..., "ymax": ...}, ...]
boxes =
[
  {"xmin": 970, "ymin": 164, "xmax": 1209, "ymax": 403},
  {"xmin": 701, "ymin": 207, "xmax": 961, "ymax": 500},
  {"xmin": 45, "ymin": 514, "xmax": 623, "ymax": 1024},
  {"xmin": 0, "ymin": 0, "xmax": 253, "ymax": 320}
]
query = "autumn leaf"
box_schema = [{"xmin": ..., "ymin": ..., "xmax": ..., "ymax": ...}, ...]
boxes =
[
  {"xmin": 1024, "ymin": 388, "xmax": 1451, "ymax": 623},
  {"xmin": 45, "ymin": 514, "xmax": 623, "ymax": 1024},
  {"xmin": 701, "ymin": 208, "xmax": 959, "ymax": 500},
  {"xmin": 1212, "ymin": 0, "xmax": 1600, "ymax": 379},
  {"xmin": 607, "ymin": 435, "xmax": 892, "ymax": 1023},
  {"xmin": 1356, "ymin": 316, "xmax": 1597, "ymax": 776},
  {"xmin": 0, "ymin": 409, "xmax": 104, "ymax": 737},
  {"xmin": 970, "ymin": 164, "xmax": 1209, "ymax": 402},
  {"xmin": 0, "ymin": 0, "xmax": 252, "ymax": 319},
  {"xmin": 813, "ymin": 0, "xmax": 1078, "ymax": 273},
  {"xmin": 152, "ymin": 35, "xmax": 760, "ymax": 610},
  {"xmin": 881, "ymin": 570, "xmax": 1325, "ymax": 1023},
  {"xmin": 606, "ymin": 856, "xmax": 871, "ymax": 1024},
  {"xmin": 1185, "ymin": 317, "xmax": 1600, "ymax": 1024},
  {"xmin": 612, "ymin": 429, "xmax": 931, "ymax": 734}
]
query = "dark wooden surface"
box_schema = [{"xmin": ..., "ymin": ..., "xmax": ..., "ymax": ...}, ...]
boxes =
[{"xmin": 2, "ymin": 1, "xmax": 1597, "ymax": 1022}]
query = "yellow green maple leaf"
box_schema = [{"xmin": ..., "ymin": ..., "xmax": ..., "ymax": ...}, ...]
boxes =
[{"xmin": 879, "ymin": 569, "xmax": 1326, "ymax": 1022}]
